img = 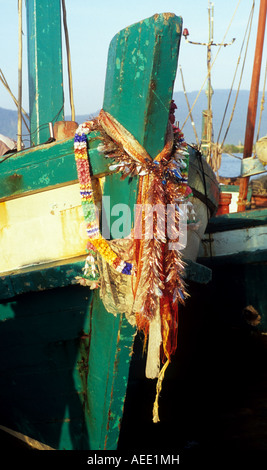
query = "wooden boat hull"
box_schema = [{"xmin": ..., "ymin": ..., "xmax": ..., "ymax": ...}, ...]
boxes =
[
  {"xmin": 198, "ymin": 208, "xmax": 267, "ymax": 331},
  {"xmin": 182, "ymin": 147, "xmax": 219, "ymax": 262},
  {"xmin": 0, "ymin": 9, "xmax": 219, "ymax": 450},
  {"xmin": 0, "ymin": 144, "xmax": 218, "ymax": 450},
  {"xmin": 0, "ymin": 282, "xmax": 135, "ymax": 450}
]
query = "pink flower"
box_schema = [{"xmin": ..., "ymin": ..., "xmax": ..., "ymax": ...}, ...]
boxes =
[{"xmin": 90, "ymin": 281, "xmax": 100, "ymax": 290}]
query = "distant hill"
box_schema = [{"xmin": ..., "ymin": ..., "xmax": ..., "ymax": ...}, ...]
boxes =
[
  {"xmin": 0, "ymin": 108, "xmax": 27, "ymax": 142},
  {"xmin": 1, "ymin": 89, "xmax": 266, "ymax": 146},
  {"xmin": 0, "ymin": 108, "xmax": 98, "ymax": 146},
  {"xmin": 172, "ymin": 89, "xmax": 266, "ymax": 146}
]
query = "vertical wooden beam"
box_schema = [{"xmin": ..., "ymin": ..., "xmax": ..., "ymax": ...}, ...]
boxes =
[
  {"xmin": 26, "ymin": 0, "xmax": 64, "ymax": 146},
  {"xmin": 87, "ymin": 13, "xmax": 183, "ymax": 450},
  {"xmin": 103, "ymin": 13, "xmax": 182, "ymax": 157}
]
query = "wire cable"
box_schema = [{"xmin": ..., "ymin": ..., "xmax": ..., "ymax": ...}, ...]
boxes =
[
  {"xmin": 181, "ymin": 0, "xmax": 242, "ymax": 131},
  {"xmin": 218, "ymin": 1, "xmax": 255, "ymax": 147}
]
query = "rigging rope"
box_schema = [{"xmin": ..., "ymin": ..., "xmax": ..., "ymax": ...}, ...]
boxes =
[
  {"xmin": 0, "ymin": 104, "xmax": 64, "ymax": 158},
  {"xmin": 61, "ymin": 0, "xmax": 75, "ymax": 122},
  {"xmin": 179, "ymin": 66, "xmax": 200, "ymax": 146},
  {"xmin": 256, "ymin": 59, "xmax": 267, "ymax": 143},
  {"xmin": 0, "ymin": 69, "xmax": 30, "ymax": 133},
  {"xmin": 181, "ymin": 0, "xmax": 242, "ymax": 132},
  {"xmin": 218, "ymin": 1, "xmax": 255, "ymax": 148}
]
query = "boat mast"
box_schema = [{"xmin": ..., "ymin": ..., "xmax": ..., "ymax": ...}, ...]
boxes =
[
  {"xmin": 184, "ymin": 1, "xmax": 234, "ymax": 167},
  {"xmin": 206, "ymin": 1, "xmax": 214, "ymax": 164},
  {"xmin": 237, "ymin": 0, "xmax": 267, "ymax": 212}
]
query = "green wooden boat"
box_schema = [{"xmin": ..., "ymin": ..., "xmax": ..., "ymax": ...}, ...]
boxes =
[{"xmin": 0, "ymin": 1, "xmax": 219, "ymax": 451}]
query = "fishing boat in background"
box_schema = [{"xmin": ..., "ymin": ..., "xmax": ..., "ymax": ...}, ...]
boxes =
[
  {"xmin": 0, "ymin": 1, "xmax": 219, "ymax": 451},
  {"xmin": 195, "ymin": 0, "xmax": 267, "ymax": 333}
]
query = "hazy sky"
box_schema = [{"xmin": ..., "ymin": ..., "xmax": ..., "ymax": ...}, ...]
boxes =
[{"xmin": 0, "ymin": 0, "xmax": 265, "ymax": 117}]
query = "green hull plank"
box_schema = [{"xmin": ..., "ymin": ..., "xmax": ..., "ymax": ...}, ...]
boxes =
[{"xmin": 0, "ymin": 137, "xmax": 114, "ymax": 201}]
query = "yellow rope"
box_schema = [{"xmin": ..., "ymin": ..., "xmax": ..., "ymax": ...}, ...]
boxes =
[
  {"xmin": 152, "ymin": 310, "xmax": 172, "ymax": 423},
  {"xmin": 152, "ymin": 358, "xmax": 170, "ymax": 423}
]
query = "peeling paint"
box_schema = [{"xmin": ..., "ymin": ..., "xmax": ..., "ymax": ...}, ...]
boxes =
[
  {"xmin": 176, "ymin": 23, "xmax": 181, "ymax": 34},
  {"xmin": 39, "ymin": 174, "xmax": 51, "ymax": 185},
  {"xmin": 6, "ymin": 173, "xmax": 23, "ymax": 193},
  {"xmin": 115, "ymin": 57, "xmax": 120, "ymax": 70},
  {"xmin": 163, "ymin": 12, "xmax": 175, "ymax": 23}
]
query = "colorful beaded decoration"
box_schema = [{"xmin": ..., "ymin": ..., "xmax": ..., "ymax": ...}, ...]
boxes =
[{"xmin": 74, "ymin": 122, "xmax": 133, "ymax": 276}]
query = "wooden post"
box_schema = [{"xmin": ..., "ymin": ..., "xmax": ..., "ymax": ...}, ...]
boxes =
[
  {"xmin": 237, "ymin": 0, "xmax": 267, "ymax": 212},
  {"xmin": 17, "ymin": 0, "xmax": 23, "ymax": 152},
  {"xmin": 86, "ymin": 13, "xmax": 183, "ymax": 449},
  {"xmin": 26, "ymin": 0, "xmax": 64, "ymax": 146}
]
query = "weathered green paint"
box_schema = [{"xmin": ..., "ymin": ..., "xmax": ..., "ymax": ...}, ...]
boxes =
[
  {"xmin": 85, "ymin": 296, "xmax": 134, "ymax": 450},
  {"xmin": 0, "ymin": 256, "xmax": 210, "ymax": 302},
  {"xmin": 0, "ymin": 15, "xmax": 182, "ymax": 202},
  {"xmin": 104, "ymin": 13, "xmax": 182, "ymax": 157},
  {"xmin": 0, "ymin": 137, "xmax": 107, "ymax": 200},
  {"xmin": 0, "ymin": 257, "xmax": 85, "ymax": 300},
  {"xmin": 26, "ymin": 0, "xmax": 64, "ymax": 146},
  {"xmin": 206, "ymin": 208, "xmax": 267, "ymax": 233},
  {"xmin": 0, "ymin": 281, "xmax": 134, "ymax": 450},
  {"xmin": 86, "ymin": 13, "xmax": 183, "ymax": 450},
  {"xmin": 0, "ymin": 13, "xmax": 183, "ymax": 450},
  {"xmin": 0, "ymin": 286, "xmax": 95, "ymax": 449}
]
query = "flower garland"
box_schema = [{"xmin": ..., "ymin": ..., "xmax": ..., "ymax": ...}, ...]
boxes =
[
  {"xmin": 74, "ymin": 105, "xmax": 193, "ymax": 422},
  {"xmin": 74, "ymin": 121, "xmax": 133, "ymax": 286},
  {"xmin": 74, "ymin": 108, "xmax": 191, "ymax": 286}
]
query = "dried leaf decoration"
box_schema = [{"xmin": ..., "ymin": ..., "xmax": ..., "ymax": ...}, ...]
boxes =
[{"xmin": 74, "ymin": 101, "xmax": 193, "ymax": 422}]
